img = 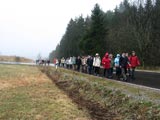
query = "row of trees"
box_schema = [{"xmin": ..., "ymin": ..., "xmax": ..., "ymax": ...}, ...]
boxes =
[{"xmin": 49, "ymin": 0, "xmax": 160, "ymax": 67}]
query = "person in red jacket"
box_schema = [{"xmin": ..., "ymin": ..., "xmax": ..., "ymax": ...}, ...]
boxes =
[
  {"xmin": 102, "ymin": 52, "xmax": 111, "ymax": 78},
  {"xmin": 130, "ymin": 51, "xmax": 140, "ymax": 80}
]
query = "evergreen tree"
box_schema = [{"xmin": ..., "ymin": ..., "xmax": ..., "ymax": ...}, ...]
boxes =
[
  {"xmin": 50, "ymin": 0, "xmax": 160, "ymax": 67},
  {"xmin": 80, "ymin": 4, "xmax": 107, "ymax": 56}
]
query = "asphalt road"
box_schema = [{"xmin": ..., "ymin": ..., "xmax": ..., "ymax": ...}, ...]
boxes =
[
  {"xmin": 0, "ymin": 61, "xmax": 160, "ymax": 89},
  {"xmin": 98, "ymin": 68, "xmax": 160, "ymax": 89},
  {"xmin": 132, "ymin": 71, "xmax": 160, "ymax": 89}
]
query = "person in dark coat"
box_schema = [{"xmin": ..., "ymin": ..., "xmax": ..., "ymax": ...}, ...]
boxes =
[
  {"xmin": 119, "ymin": 52, "xmax": 130, "ymax": 81},
  {"xmin": 47, "ymin": 60, "xmax": 50, "ymax": 66},
  {"xmin": 76, "ymin": 56, "xmax": 82, "ymax": 72},
  {"xmin": 87, "ymin": 56, "xmax": 93, "ymax": 74}
]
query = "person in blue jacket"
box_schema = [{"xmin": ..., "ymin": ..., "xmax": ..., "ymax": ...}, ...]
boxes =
[{"xmin": 114, "ymin": 54, "xmax": 121, "ymax": 80}]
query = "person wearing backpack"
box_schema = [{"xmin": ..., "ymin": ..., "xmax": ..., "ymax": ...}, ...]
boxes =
[{"xmin": 130, "ymin": 51, "xmax": 140, "ymax": 80}]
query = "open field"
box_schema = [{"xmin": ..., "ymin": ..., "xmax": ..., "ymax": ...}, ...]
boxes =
[{"xmin": 0, "ymin": 64, "xmax": 91, "ymax": 120}]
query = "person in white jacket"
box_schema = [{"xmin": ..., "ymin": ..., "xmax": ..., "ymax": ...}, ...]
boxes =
[{"xmin": 93, "ymin": 53, "xmax": 101, "ymax": 76}]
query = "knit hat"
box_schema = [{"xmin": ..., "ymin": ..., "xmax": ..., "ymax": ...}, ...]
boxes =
[
  {"xmin": 117, "ymin": 54, "xmax": 120, "ymax": 57},
  {"xmin": 95, "ymin": 53, "xmax": 99, "ymax": 56}
]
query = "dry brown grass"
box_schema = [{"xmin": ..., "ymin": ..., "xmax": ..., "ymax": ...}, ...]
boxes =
[
  {"xmin": 0, "ymin": 55, "xmax": 33, "ymax": 62},
  {"xmin": 0, "ymin": 64, "xmax": 91, "ymax": 120},
  {"xmin": 0, "ymin": 65, "xmax": 49, "ymax": 90}
]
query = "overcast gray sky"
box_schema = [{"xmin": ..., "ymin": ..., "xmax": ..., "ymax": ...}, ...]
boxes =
[{"xmin": 0, "ymin": 0, "xmax": 123, "ymax": 60}]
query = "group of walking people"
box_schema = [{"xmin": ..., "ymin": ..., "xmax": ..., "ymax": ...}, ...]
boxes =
[
  {"xmin": 54, "ymin": 51, "xmax": 140, "ymax": 81},
  {"xmin": 36, "ymin": 59, "xmax": 50, "ymax": 66}
]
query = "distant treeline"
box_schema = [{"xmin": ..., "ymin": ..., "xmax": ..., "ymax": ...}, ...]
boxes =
[{"xmin": 49, "ymin": 0, "xmax": 160, "ymax": 67}]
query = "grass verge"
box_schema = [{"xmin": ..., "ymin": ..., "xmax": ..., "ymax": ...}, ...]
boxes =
[{"xmin": 42, "ymin": 67, "xmax": 160, "ymax": 120}]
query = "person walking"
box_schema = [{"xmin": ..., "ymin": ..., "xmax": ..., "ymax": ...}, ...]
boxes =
[
  {"xmin": 47, "ymin": 60, "xmax": 50, "ymax": 66},
  {"xmin": 93, "ymin": 53, "xmax": 101, "ymax": 76},
  {"xmin": 61, "ymin": 57, "xmax": 65, "ymax": 67},
  {"xmin": 81, "ymin": 56, "xmax": 87, "ymax": 73},
  {"xmin": 68, "ymin": 57, "xmax": 73, "ymax": 69},
  {"xmin": 102, "ymin": 52, "xmax": 111, "ymax": 78},
  {"xmin": 87, "ymin": 55, "xmax": 93, "ymax": 74},
  {"xmin": 109, "ymin": 54, "xmax": 114, "ymax": 78},
  {"xmin": 66, "ymin": 58, "xmax": 69, "ymax": 69},
  {"xmin": 76, "ymin": 56, "xmax": 82, "ymax": 72},
  {"xmin": 126, "ymin": 53, "xmax": 131, "ymax": 76},
  {"xmin": 119, "ymin": 53, "xmax": 130, "ymax": 81},
  {"xmin": 71, "ymin": 56, "xmax": 76, "ymax": 70},
  {"xmin": 130, "ymin": 51, "xmax": 140, "ymax": 80},
  {"xmin": 114, "ymin": 54, "xmax": 121, "ymax": 80},
  {"xmin": 53, "ymin": 58, "xmax": 59, "ymax": 69}
]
